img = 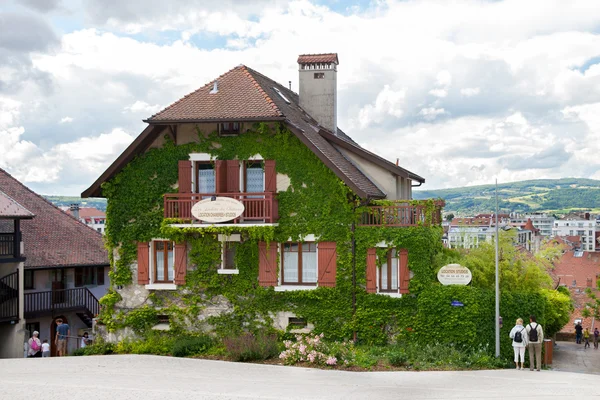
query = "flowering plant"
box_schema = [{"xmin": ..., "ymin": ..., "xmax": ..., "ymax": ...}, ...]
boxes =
[{"xmin": 279, "ymin": 333, "xmax": 348, "ymax": 366}]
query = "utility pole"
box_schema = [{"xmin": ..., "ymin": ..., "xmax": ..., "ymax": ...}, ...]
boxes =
[{"xmin": 495, "ymin": 180, "xmax": 500, "ymax": 358}]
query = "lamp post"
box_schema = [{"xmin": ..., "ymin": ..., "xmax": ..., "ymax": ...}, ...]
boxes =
[{"xmin": 495, "ymin": 180, "xmax": 500, "ymax": 358}]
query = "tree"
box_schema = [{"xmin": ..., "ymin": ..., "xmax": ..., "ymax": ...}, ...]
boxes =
[{"xmin": 445, "ymin": 213, "xmax": 455, "ymax": 222}]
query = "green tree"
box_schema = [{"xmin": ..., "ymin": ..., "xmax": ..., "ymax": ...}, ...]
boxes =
[{"xmin": 445, "ymin": 213, "xmax": 455, "ymax": 222}]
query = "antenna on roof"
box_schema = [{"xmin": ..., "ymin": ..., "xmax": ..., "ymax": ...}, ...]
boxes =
[
  {"xmin": 209, "ymin": 80, "xmax": 218, "ymax": 94},
  {"xmin": 289, "ymin": 81, "xmax": 291, "ymax": 90}
]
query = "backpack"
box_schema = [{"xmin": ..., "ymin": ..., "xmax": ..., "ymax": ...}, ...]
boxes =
[
  {"xmin": 514, "ymin": 328, "xmax": 525, "ymax": 343},
  {"xmin": 30, "ymin": 339, "xmax": 40, "ymax": 351},
  {"xmin": 529, "ymin": 323, "xmax": 538, "ymax": 342}
]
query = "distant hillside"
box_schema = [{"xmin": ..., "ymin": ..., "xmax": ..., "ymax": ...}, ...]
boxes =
[
  {"xmin": 44, "ymin": 196, "xmax": 107, "ymax": 211},
  {"xmin": 413, "ymin": 178, "xmax": 600, "ymax": 216}
]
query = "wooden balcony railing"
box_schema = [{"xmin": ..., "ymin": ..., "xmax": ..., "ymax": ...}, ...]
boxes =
[
  {"xmin": 0, "ymin": 232, "xmax": 21, "ymax": 259},
  {"xmin": 359, "ymin": 200, "xmax": 445, "ymax": 227},
  {"xmin": 164, "ymin": 192, "xmax": 278, "ymax": 224},
  {"xmin": 24, "ymin": 287, "xmax": 99, "ymax": 319},
  {"xmin": 0, "ymin": 271, "xmax": 19, "ymax": 323}
]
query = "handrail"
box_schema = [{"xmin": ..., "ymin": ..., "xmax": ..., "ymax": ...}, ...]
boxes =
[
  {"xmin": 0, "ymin": 271, "xmax": 19, "ymax": 321},
  {"xmin": 359, "ymin": 201, "xmax": 444, "ymax": 227},
  {"xmin": 0, "ymin": 232, "xmax": 20, "ymax": 258},
  {"xmin": 24, "ymin": 287, "xmax": 99, "ymax": 317}
]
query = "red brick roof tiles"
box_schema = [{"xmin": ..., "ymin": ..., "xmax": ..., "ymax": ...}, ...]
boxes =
[
  {"xmin": 0, "ymin": 190, "xmax": 34, "ymax": 219},
  {"xmin": 65, "ymin": 208, "xmax": 106, "ymax": 218},
  {"xmin": 0, "ymin": 168, "xmax": 109, "ymax": 269},
  {"xmin": 297, "ymin": 53, "xmax": 339, "ymax": 64}
]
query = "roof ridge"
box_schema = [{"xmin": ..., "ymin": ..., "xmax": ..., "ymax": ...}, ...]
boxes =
[
  {"xmin": 148, "ymin": 65, "xmax": 247, "ymax": 120},
  {"xmin": 240, "ymin": 66, "xmax": 283, "ymax": 117}
]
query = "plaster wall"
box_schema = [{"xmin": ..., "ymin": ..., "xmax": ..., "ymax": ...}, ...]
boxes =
[
  {"xmin": 25, "ymin": 267, "xmax": 109, "ymax": 300},
  {"xmin": 299, "ymin": 68, "xmax": 337, "ymax": 133}
]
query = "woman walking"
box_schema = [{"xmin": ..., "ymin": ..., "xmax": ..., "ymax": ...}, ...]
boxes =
[{"xmin": 509, "ymin": 318, "xmax": 528, "ymax": 369}]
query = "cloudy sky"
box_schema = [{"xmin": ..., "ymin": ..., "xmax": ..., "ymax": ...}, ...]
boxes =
[{"xmin": 1, "ymin": 0, "xmax": 600, "ymax": 195}]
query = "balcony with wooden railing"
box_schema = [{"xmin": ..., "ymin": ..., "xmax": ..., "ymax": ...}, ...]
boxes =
[
  {"xmin": 0, "ymin": 232, "xmax": 24, "ymax": 263},
  {"xmin": 164, "ymin": 192, "xmax": 278, "ymax": 224},
  {"xmin": 0, "ymin": 271, "xmax": 19, "ymax": 323},
  {"xmin": 359, "ymin": 200, "xmax": 445, "ymax": 227},
  {"xmin": 24, "ymin": 287, "xmax": 99, "ymax": 324}
]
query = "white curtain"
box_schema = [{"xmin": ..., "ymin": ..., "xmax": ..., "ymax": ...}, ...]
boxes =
[
  {"xmin": 167, "ymin": 247, "xmax": 174, "ymax": 281},
  {"xmin": 283, "ymin": 251, "xmax": 299, "ymax": 283},
  {"xmin": 246, "ymin": 166, "xmax": 264, "ymax": 193},
  {"xmin": 302, "ymin": 250, "xmax": 317, "ymax": 283},
  {"xmin": 198, "ymin": 169, "xmax": 215, "ymax": 193}
]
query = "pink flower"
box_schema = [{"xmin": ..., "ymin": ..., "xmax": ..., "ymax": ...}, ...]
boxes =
[
  {"xmin": 299, "ymin": 344, "xmax": 307, "ymax": 354},
  {"xmin": 326, "ymin": 357, "xmax": 337, "ymax": 366}
]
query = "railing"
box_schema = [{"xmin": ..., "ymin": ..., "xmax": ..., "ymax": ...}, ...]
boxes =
[
  {"xmin": 359, "ymin": 200, "xmax": 445, "ymax": 227},
  {"xmin": 0, "ymin": 232, "xmax": 19, "ymax": 258},
  {"xmin": 164, "ymin": 192, "xmax": 278, "ymax": 223},
  {"xmin": 24, "ymin": 287, "xmax": 99, "ymax": 318},
  {"xmin": 0, "ymin": 271, "xmax": 19, "ymax": 322}
]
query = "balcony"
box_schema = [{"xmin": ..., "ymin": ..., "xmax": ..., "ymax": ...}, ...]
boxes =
[
  {"xmin": 164, "ymin": 192, "xmax": 278, "ymax": 224},
  {"xmin": 359, "ymin": 200, "xmax": 445, "ymax": 227},
  {"xmin": 24, "ymin": 288, "xmax": 99, "ymax": 327},
  {"xmin": 0, "ymin": 232, "xmax": 24, "ymax": 263},
  {"xmin": 0, "ymin": 271, "xmax": 19, "ymax": 323}
]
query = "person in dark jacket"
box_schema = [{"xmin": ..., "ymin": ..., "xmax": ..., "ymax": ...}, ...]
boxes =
[{"xmin": 575, "ymin": 322, "xmax": 583, "ymax": 344}]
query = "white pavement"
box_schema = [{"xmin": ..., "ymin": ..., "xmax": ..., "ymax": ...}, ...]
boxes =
[{"xmin": 1, "ymin": 355, "xmax": 599, "ymax": 399}]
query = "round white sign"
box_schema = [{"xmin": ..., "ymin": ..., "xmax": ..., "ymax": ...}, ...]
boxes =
[
  {"xmin": 437, "ymin": 264, "xmax": 472, "ymax": 286},
  {"xmin": 191, "ymin": 197, "xmax": 245, "ymax": 223}
]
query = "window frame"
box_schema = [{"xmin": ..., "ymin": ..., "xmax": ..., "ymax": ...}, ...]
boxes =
[
  {"xmin": 281, "ymin": 242, "xmax": 317, "ymax": 286},
  {"xmin": 153, "ymin": 240, "xmax": 175, "ymax": 283},
  {"xmin": 196, "ymin": 161, "xmax": 216, "ymax": 194},
  {"xmin": 379, "ymin": 249, "xmax": 399, "ymax": 293},
  {"xmin": 218, "ymin": 234, "xmax": 241, "ymax": 275},
  {"xmin": 24, "ymin": 270, "xmax": 34, "ymax": 290},
  {"xmin": 219, "ymin": 122, "xmax": 241, "ymax": 136}
]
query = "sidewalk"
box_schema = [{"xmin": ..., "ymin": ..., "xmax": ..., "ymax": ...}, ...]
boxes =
[{"xmin": 551, "ymin": 340, "xmax": 600, "ymax": 374}]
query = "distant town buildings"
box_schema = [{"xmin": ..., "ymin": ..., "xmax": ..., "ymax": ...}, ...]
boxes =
[
  {"xmin": 61, "ymin": 204, "xmax": 107, "ymax": 234},
  {"xmin": 510, "ymin": 212, "xmax": 554, "ymax": 237},
  {"xmin": 552, "ymin": 217, "xmax": 597, "ymax": 252}
]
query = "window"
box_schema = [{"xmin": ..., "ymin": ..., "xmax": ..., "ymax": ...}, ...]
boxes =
[
  {"xmin": 314, "ymin": 72, "xmax": 325, "ymax": 79},
  {"xmin": 245, "ymin": 161, "xmax": 264, "ymax": 193},
  {"xmin": 282, "ymin": 242, "xmax": 317, "ymax": 285},
  {"xmin": 380, "ymin": 249, "xmax": 399, "ymax": 292},
  {"xmin": 75, "ymin": 267, "xmax": 105, "ymax": 287},
  {"xmin": 24, "ymin": 270, "xmax": 34, "ymax": 289},
  {"xmin": 219, "ymin": 122, "xmax": 240, "ymax": 135},
  {"xmin": 197, "ymin": 163, "xmax": 216, "ymax": 194},
  {"xmin": 97, "ymin": 228, "xmax": 102, "ymax": 233},
  {"xmin": 590, "ymin": 230, "xmax": 593, "ymax": 236},
  {"xmin": 25, "ymin": 322, "xmax": 40, "ymax": 337},
  {"xmin": 153, "ymin": 241, "xmax": 174, "ymax": 283},
  {"xmin": 569, "ymin": 230, "xmax": 574, "ymax": 236}
]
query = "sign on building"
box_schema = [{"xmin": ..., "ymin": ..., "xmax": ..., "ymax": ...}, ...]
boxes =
[
  {"xmin": 437, "ymin": 264, "xmax": 472, "ymax": 286},
  {"xmin": 191, "ymin": 197, "xmax": 245, "ymax": 223}
]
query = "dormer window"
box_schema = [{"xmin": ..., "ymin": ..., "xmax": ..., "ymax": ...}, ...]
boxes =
[{"xmin": 219, "ymin": 122, "xmax": 240, "ymax": 136}]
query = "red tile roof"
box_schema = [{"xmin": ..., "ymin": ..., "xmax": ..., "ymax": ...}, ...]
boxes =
[
  {"xmin": 297, "ymin": 53, "xmax": 339, "ymax": 64},
  {"xmin": 147, "ymin": 66, "xmax": 283, "ymax": 122},
  {"xmin": 65, "ymin": 208, "xmax": 106, "ymax": 218},
  {"xmin": 523, "ymin": 218, "xmax": 538, "ymax": 233},
  {"xmin": 0, "ymin": 168, "xmax": 109, "ymax": 269},
  {"xmin": 553, "ymin": 250, "xmax": 600, "ymax": 289},
  {"xmin": 0, "ymin": 190, "xmax": 34, "ymax": 219}
]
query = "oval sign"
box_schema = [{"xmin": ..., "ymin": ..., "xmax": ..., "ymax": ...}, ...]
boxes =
[
  {"xmin": 191, "ymin": 197, "xmax": 245, "ymax": 223},
  {"xmin": 437, "ymin": 264, "xmax": 472, "ymax": 286}
]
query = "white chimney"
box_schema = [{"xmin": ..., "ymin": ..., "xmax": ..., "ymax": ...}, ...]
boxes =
[{"xmin": 298, "ymin": 53, "xmax": 339, "ymax": 134}]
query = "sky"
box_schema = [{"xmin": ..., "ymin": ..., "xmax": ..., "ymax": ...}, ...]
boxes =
[{"xmin": 1, "ymin": 0, "xmax": 600, "ymax": 196}]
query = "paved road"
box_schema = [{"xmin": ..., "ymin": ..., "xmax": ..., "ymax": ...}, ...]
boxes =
[
  {"xmin": 552, "ymin": 340, "xmax": 600, "ymax": 374},
  {"xmin": 1, "ymin": 355, "xmax": 600, "ymax": 399}
]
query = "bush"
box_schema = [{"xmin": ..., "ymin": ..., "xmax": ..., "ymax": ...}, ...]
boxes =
[
  {"xmin": 387, "ymin": 349, "xmax": 408, "ymax": 366},
  {"xmin": 172, "ymin": 335, "xmax": 214, "ymax": 357},
  {"xmin": 223, "ymin": 332, "xmax": 279, "ymax": 362},
  {"xmin": 71, "ymin": 341, "xmax": 115, "ymax": 356},
  {"xmin": 115, "ymin": 332, "xmax": 175, "ymax": 355}
]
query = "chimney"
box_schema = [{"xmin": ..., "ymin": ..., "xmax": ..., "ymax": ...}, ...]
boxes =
[
  {"xmin": 298, "ymin": 53, "xmax": 339, "ymax": 134},
  {"xmin": 70, "ymin": 203, "xmax": 80, "ymax": 220}
]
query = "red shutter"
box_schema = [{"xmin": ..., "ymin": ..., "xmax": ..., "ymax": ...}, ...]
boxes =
[
  {"xmin": 226, "ymin": 160, "xmax": 240, "ymax": 193},
  {"xmin": 317, "ymin": 242, "xmax": 337, "ymax": 287},
  {"xmin": 137, "ymin": 242, "xmax": 150, "ymax": 285},
  {"xmin": 215, "ymin": 160, "xmax": 227, "ymax": 193},
  {"xmin": 174, "ymin": 242, "xmax": 187, "ymax": 285},
  {"xmin": 366, "ymin": 248, "xmax": 377, "ymax": 293},
  {"xmin": 264, "ymin": 160, "xmax": 276, "ymax": 192},
  {"xmin": 399, "ymin": 249, "xmax": 409, "ymax": 294},
  {"xmin": 258, "ymin": 241, "xmax": 278, "ymax": 287},
  {"xmin": 178, "ymin": 160, "xmax": 192, "ymax": 194}
]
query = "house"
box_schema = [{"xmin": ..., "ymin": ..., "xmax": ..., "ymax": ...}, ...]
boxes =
[
  {"xmin": 62, "ymin": 205, "xmax": 107, "ymax": 234},
  {"xmin": 82, "ymin": 54, "xmax": 444, "ymax": 341},
  {"xmin": 510, "ymin": 212, "xmax": 554, "ymax": 237},
  {"xmin": 0, "ymin": 168, "xmax": 110, "ymax": 357},
  {"xmin": 552, "ymin": 217, "xmax": 596, "ymax": 252}
]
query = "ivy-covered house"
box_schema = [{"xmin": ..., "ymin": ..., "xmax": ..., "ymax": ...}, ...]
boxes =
[{"xmin": 83, "ymin": 53, "xmax": 444, "ymax": 343}]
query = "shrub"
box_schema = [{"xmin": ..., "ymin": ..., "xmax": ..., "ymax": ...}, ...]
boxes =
[
  {"xmin": 172, "ymin": 335, "xmax": 214, "ymax": 358},
  {"xmin": 115, "ymin": 332, "xmax": 175, "ymax": 355},
  {"xmin": 223, "ymin": 332, "xmax": 279, "ymax": 362},
  {"xmin": 387, "ymin": 349, "xmax": 408, "ymax": 366},
  {"xmin": 71, "ymin": 341, "xmax": 115, "ymax": 356}
]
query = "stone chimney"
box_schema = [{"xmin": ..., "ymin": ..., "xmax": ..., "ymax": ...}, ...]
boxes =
[
  {"xmin": 70, "ymin": 203, "xmax": 80, "ymax": 220},
  {"xmin": 298, "ymin": 53, "xmax": 339, "ymax": 134}
]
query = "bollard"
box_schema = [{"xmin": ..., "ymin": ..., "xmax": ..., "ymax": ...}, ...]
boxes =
[{"xmin": 543, "ymin": 339, "xmax": 553, "ymax": 366}]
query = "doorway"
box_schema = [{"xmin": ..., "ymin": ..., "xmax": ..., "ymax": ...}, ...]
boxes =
[
  {"xmin": 50, "ymin": 315, "xmax": 67, "ymax": 357},
  {"xmin": 51, "ymin": 269, "xmax": 65, "ymax": 304}
]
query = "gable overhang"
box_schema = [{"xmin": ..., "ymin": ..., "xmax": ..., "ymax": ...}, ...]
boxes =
[
  {"xmin": 318, "ymin": 129, "xmax": 426, "ymax": 183},
  {"xmin": 144, "ymin": 116, "xmax": 286, "ymax": 124}
]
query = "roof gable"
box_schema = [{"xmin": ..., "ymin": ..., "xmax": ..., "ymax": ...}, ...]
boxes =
[
  {"xmin": 0, "ymin": 169, "xmax": 109, "ymax": 269},
  {"xmin": 0, "ymin": 190, "xmax": 34, "ymax": 219}
]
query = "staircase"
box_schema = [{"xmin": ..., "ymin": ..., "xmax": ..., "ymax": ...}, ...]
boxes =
[{"xmin": 0, "ymin": 271, "xmax": 19, "ymax": 323}]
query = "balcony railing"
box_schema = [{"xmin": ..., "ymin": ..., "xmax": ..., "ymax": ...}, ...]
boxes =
[
  {"xmin": 0, "ymin": 232, "xmax": 21, "ymax": 260},
  {"xmin": 24, "ymin": 287, "xmax": 99, "ymax": 319},
  {"xmin": 164, "ymin": 192, "xmax": 278, "ymax": 224},
  {"xmin": 0, "ymin": 271, "xmax": 19, "ymax": 323},
  {"xmin": 359, "ymin": 200, "xmax": 445, "ymax": 227}
]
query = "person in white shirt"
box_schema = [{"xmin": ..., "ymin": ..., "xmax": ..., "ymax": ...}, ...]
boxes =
[
  {"xmin": 81, "ymin": 332, "xmax": 90, "ymax": 348},
  {"xmin": 41, "ymin": 339, "xmax": 50, "ymax": 357},
  {"xmin": 509, "ymin": 318, "xmax": 528, "ymax": 369}
]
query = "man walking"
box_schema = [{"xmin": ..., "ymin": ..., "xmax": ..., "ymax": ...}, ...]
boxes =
[
  {"xmin": 526, "ymin": 315, "xmax": 544, "ymax": 371},
  {"xmin": 55, "ymin": 318, "xmax": 70, "ymax": 357}
]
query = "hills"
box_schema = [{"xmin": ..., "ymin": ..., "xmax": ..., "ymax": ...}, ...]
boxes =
[
  {"xmin": 413, "ymin": 178, "xmax": 600, "ymax": 216},
  {"xmin": 44, "ymin": 196, "xmax": 107, "ymax": 211}
]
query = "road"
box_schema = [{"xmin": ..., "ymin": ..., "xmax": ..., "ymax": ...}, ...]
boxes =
[
  {"xmin": 1, "ymin": 354, "xmax": 599, "ymax": 399},
  {"xmin": 552, "ymin": 340, "xmax": 600, "ymax": 374}
]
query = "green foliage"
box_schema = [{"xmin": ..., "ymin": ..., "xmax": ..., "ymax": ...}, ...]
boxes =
[
  {"xmin": 123, "ymin": 306, "xmax": 158, "ymax": 333},
  {"xmin": 390, "ymin": 341, "xmax": 504, "ymax": 370},
  {"xmin": 115, "ymin": 332, "xmax": 175, "ymax": 355},
  {"xmin": 541, "ymin": 288, "xmax": 573, "ymax": 337},
  {"xmin": 223, "ymin": 332, "xmax": 280, "ymax": 362},
  {"xmin": 71, "ymin": 340, "xmax": 115, "ymax": 356},
  {"xmin": 172, "ymin": 335, "xmax": 215, "ymax": 357}
]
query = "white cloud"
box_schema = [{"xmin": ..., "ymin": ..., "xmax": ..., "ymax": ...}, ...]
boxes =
[
  {"xmin": 460, "ymin": 87, "xmax": 480, "ymax": 97},
  {"xmin": 124, "ymin": 101, "xmax": 162, "ymax": 114},
  {"xmin": 428, "ymin": 88, "xmax": 448, "ymax": 98},
  {"xmin": 355, "ymin": 85, "xmax": 406, "ymax": 128},
  {"xmin": 59, "ymin": 116, "xmax": 73, "ymax": 123},
  {"xmin": 419, "ymin": 107, "xmax": 447, "ymax": 120}
]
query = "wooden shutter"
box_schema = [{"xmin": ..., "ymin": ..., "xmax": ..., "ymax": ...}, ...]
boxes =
[
  {"xmin": 74, "ymin": 267, "xmax": 83, "ymax": 287},
  {"xmin": 174, "ymin": 242, "xmax": 187, "ymax": 285},
  {"xmin": 178, "ymin": 160, "xmax": 192, "ymax": 193},
  {"xmin": 226, "ymin": 160, "xmax": 240, "ymax": 193},
  {"xmin": 366, "ymin": 248, "xmax": 377, "ymax": 293},
  {"xmin": 137, "ymin": 242, "xmax": 150, "ymax": 285},
  {"xmin": 399, "ymin": 249, "xmax": 409, "ymax": 294},
  {"xmin": 317, "ymin": 242, "xmax": 337, "ymax": 287},
  {"xmin": 96, "ymin": 267, "xmax": 105, "ymax": 286},
  {"xmin": 264, "ymin": 160, "xmax": 276, "ymax": 192},
  {"xmin": 215, "ymin": 160, "xmax": 227, "ymax": 193},
  {"xmin": 258, "ymin": 241, "xmax": 278, "ymax": 287}
]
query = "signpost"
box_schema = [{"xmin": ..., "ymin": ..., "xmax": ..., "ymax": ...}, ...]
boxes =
[{"xmin": 191, "ymin": 197, "xmax": 245, "ymax": 223}]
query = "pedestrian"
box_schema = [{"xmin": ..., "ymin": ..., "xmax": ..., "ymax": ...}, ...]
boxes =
[
  {"xmin": 583, "ymin": 328, "xmax": 591, "ymax": 349},
  {"xmin": 81, "ymin": 332, "xmax": 90, "ymax": 348},
  {"xmin": 526, "ymin": 315, "xmax": 544, "ymax": 371},
  {"xmin": 27, "ymin": 331, "xmax": 42, "ymax": 358},
  {"xmin": 594, "ymin": 327, "xmax": 599, "ymax": 350},
  {"xmin": 575, "ymin": 322, "xmax": 583, "ymax": 344},
  {"xmin": 55, "ymin": 318, "xmax": 70, "ymax": 357},
  {"xmin": 509, "ymin": 318, "xmax": 528, "ymax": 370},
  {"xmin": 41, "ymin": 339, "xmax": 50, "ymax": 358}
]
